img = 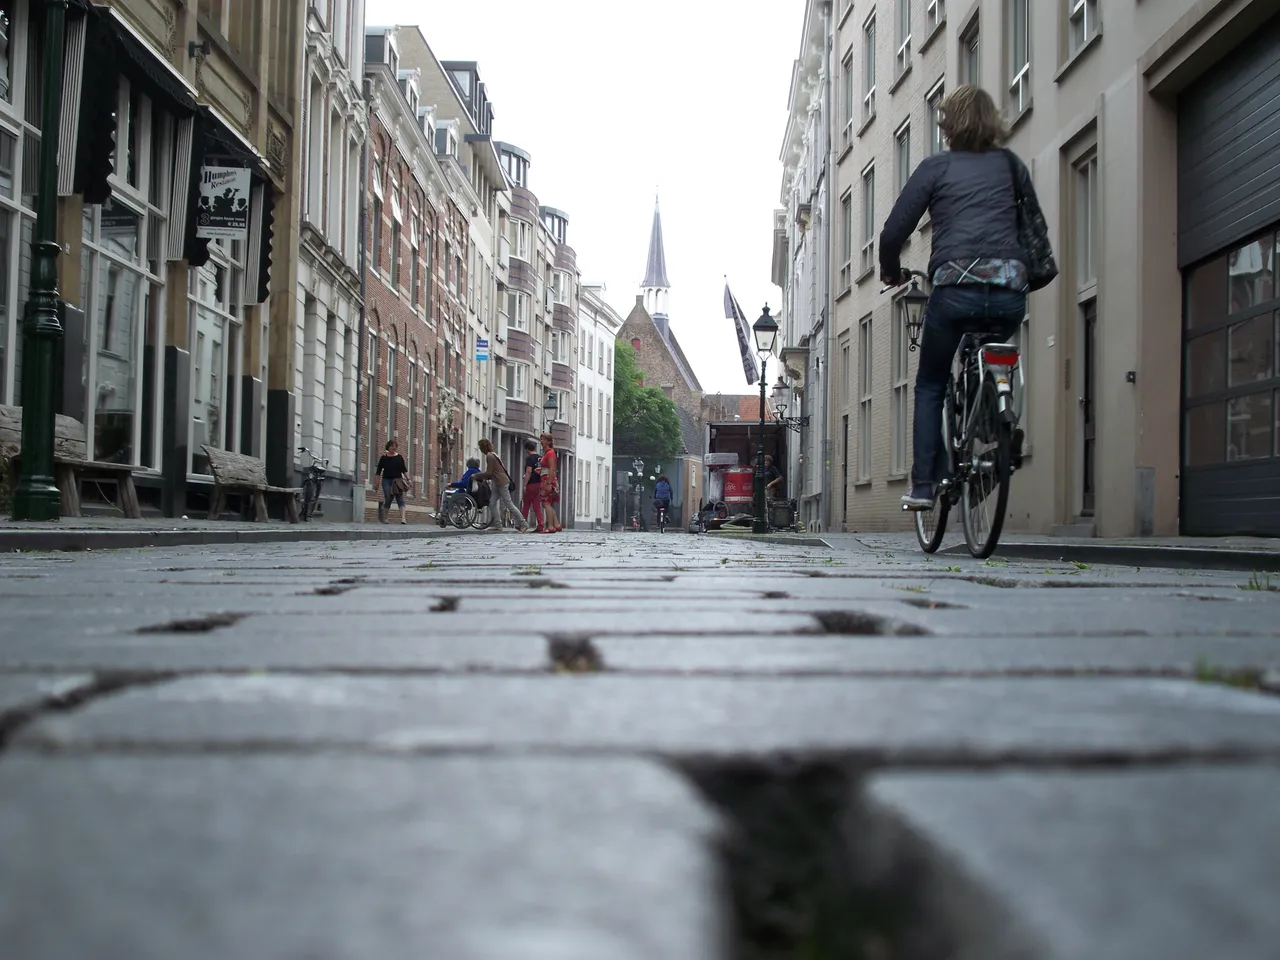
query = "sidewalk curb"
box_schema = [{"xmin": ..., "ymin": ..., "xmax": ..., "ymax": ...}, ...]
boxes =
[
  {"xmin": 704, "ymin": 530, "xmax": 832, "ymax": 549},
  {"xmin": 946, "ymin": 541, "xmax": 1280, "ymax": 573},
  {"xmin": 0, "ymin": 526, "xmax": 468, "ymax": 553}
]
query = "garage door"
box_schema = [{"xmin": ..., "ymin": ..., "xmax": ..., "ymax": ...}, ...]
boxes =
[{"xmin": 1179, "ymin": 12, "xmax": 1280, "ymax": 535}]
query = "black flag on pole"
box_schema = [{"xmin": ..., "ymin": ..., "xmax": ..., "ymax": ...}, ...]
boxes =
[{"xmin": 724, "ymin": 282, "xmax": 759, "ymax": 385}]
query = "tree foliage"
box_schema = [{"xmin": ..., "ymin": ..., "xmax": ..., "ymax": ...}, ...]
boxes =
[{"xmin": 612, "ymin": 341, "xmax": 682, "ymax": 461}]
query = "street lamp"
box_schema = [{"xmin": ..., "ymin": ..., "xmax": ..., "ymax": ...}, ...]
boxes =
[
  {"xmin": 751, "ymin": 305, "xmax": 778, "ymax": 534},
  {"xmin": 11, "ymin": 0, "xmax": 69, "ymax": 521},
  {"xmin": 543, "ymin": 389, "xmax": 558, "ymax": 428},
  {"xmin": 899, "ymin": 279, "xmax": 930, "ymax": 351}
]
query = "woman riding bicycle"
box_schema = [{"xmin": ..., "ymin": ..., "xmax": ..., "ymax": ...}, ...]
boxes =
[
  {"xmin": 652, "ymin": 475, "xmax": 673, "ymax": 526},
  {"xmin": 878, "ymin": 84, "xmax": 1050, "ymax": 511}
]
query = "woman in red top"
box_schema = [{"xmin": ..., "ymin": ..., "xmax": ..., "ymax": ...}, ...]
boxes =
[{"xmin": 539, "ymin": 432, "xmax": 562, "ymax": 533}]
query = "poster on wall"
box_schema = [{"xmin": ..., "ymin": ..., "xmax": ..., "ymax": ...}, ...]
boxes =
[{"xmin": 195, "ymin": 166, "xmax": 252, "ymax": 240}]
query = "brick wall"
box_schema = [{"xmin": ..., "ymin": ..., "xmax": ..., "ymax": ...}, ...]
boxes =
[
  {"xmin": 618, "ymin": 300, "xmax": 703, "ymax": 417},
  {"xmin": 362, "ymin": 115, "xmax": 468, "ymax": 521}
]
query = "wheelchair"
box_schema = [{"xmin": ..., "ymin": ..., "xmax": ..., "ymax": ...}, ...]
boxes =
[{"xmin": 441, "ymin": 481, "xmax": 492, "ymax": 530}]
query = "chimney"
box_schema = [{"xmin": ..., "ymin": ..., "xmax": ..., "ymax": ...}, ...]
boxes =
[{"xmin": 635, "ymin": 294, "xmax": 644, "ymax": 306}]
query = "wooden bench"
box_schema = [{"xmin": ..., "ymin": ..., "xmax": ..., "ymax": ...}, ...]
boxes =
[
  {"xmin": 202, "ymin": 445, "xmax": 301, "ymax": 523},
  {"xmin": 0, "ymin": 404, "xmax": 142, "ymax": 519}
]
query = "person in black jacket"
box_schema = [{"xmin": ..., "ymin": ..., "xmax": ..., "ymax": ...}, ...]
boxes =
[{"xmin": 879, "ymin": 84, "xmax": 1049, "ymax": 510}]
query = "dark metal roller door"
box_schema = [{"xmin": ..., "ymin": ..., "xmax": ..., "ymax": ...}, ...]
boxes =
[{"xmin": 1179, "ymin": 12, "xmax": 1280, "ymax": 535}]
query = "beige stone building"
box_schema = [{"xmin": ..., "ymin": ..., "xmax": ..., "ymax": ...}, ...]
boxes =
[
  {"xmin": 826, "ymin": 0, "xmax": 1280, "ymax": 537},
  {"xmin": 0, "ymin": 0, "xmax": 302, "ymax": 517}
]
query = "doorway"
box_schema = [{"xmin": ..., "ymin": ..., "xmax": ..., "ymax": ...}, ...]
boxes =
[{"xmin": 1080, "ymin": 300, "xmax": 1097, "ymax": 517}]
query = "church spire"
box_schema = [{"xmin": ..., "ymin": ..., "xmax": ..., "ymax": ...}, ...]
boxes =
[
  {"xmin": 643, "ymin": 196, "xmax": 670, "ymax": 291},
  {"xmin": 642, "ymin": 196, "xmax": 670, "ymax": 323}
]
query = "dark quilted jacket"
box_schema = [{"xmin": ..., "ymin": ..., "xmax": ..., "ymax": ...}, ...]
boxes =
[{"xmin": 879, "ymin": 148, "xmax": 1044, "ymax": 280}]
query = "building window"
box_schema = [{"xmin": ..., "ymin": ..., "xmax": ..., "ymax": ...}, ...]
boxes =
[
  {"xmin": 926, "ymin": 0, "xmax": 944, "ymax": 31},
  {"xmin": 605, "ymin": 396, "xmax": 612, "ymax": 442},
  {"xmin": 960, "ymin": 17, "xmax": 980, "ymax": 85},
  {"xmin": 895, "ymin": 0, "xmax": 911, "ymax": 80},
  {"xmin": 1006, "ymin": 0, "xmax": 1030, "ymax": 115},
  {"xmin": 840, "ymin": 190, "xmax": 853, "ymax": 290},
  {"xmin": 371, "ymin": 196, "xmax": 382, "ymax": 273},
  {"xmin": 389, "ymin": 218, "xmax": 401, "ymax": 287},
  {"xmin": 892, "ymin": 300, "xmax": 910, "ymax": 475},
  {"xmin": 410, "ymin": 214, "xmax": 420, "ymax": 311},
  {"xmin": 1075, "ymin": 151, "xmax": 1098, "ymax": 293},
  {"xmin": 860, "ymin": 164, "xmax": 875, "ymax": 277},
  {"xmin": 607, "ymin": 347, "xmax": 612, "ymax": 378},
  {"xmin": 598, "ymin": 391, "xmax": 604, "ymax": 439},
  {"xmin": 861, "ymin": 13, "xmax": 877, "ymax": 126},
  {"xmin": 386, "ymin": 342, "xmax": 397, "ymax": 443},
  {"xmin": 72, "ymin": 82, "xmax": 172, "ymax": 468},
  {"xmin": 188, "ymin": 240, "xmax": 245, "ymax": 475},
  {"xmin": 927, "ymin": 81, "xmax": 946, "ymax": 155},
  {"xmin": 858, "ymin": 314, "xmax": 873, "ymax": 480},
  {"xmin": 894, "ymin": 123, "xmax": 911, "ymax": 196},
  {"xmin": 586, "ymin": 386, "xmax": 593, "ymax": 437},
  {"xmin": 598, "ymin": 339, "xmax": 604, "ymax": 373},
  {"xmin": 506, "ymin": 291, "xmax": 529, "ymax": 331},
  {"xmin": 421, "ymin": 370, "xmax": 431, "ymax": 484},
  {"xmin": 507, "ymin": 361, "xmax": 529, "ymax": 402},
  {"xmin": 841, "ymin": 50, "xmax": 854, "ymax": 145},
  {"xmin": 407, "ymin": 356, "xmax": 417, "ymax": 475},
  {"xmin": 512, "ymin": 219, "xmax": 531, "ymax": 261},
  {"xmin": 1067, "ymin": 0, "xmax": 1097, "ymax": 57},
  {"xmin": 578, "ymin": 382, "xmax": 585, "ymax": 435}
]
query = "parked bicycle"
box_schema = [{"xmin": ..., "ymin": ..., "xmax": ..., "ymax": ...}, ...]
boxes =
[
  {"xmin": 888, "ymin": 271, "xmax": 1026, "ymax": 559},
  {"xmin": 298, "ymin": 447, "xmax": 329, "ymax": 522}
]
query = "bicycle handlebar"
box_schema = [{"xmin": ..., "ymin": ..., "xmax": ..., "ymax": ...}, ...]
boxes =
[{"xmin": 878, "ymin": 268, "xmax": 929, "ymax": 295}]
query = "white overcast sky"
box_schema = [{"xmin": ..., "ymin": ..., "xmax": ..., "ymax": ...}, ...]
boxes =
[{"xmin": 368, "ymin": 0, "xmax": 800, "ymax": 395}]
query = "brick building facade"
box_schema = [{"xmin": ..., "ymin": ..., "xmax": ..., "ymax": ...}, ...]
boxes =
[{"xmin": 362, "ymin": 35, "xmax": 465, "ymax": 521}]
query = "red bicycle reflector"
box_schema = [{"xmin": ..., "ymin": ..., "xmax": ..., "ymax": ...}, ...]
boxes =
[{"xmin": 982, "ymin": 349, "xmax": 1019, "ymax": 366}]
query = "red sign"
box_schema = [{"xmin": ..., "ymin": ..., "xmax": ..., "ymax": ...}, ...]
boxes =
[{"xmin": 722, "ymin": 467, "xmax": 755, "ymax": 502}]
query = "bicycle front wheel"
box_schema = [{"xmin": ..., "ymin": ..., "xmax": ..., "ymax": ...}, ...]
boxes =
[{"xmin": 960, "ymin": 380, "xmax": 1011, "ymax": 559}]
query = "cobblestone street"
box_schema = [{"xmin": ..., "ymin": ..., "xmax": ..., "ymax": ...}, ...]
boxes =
[{"xmin": 2, "ymin": 532, "xmax": 1279, "ymax": 958}]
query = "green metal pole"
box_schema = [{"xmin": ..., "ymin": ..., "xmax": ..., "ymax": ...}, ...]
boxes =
[
  {"xmin": 11, "ymin": 0, "xmax": 68, "ymax": 522},
  {"xmin": 753, "ymin": 357, "xmax": 768, "ymax": 534}
]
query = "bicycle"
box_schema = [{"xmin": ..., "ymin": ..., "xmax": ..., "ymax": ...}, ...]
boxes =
[
  {"xmin": 888, "ymin": 270, "xmax": 1025, "ymax": 559},
  {"xmin": 654, "ymin": 501, "xmax": 668, "ymax": 533},
  {"xmin": 298, "ymin": 447, "xmax": 329, "ymax": 522}
]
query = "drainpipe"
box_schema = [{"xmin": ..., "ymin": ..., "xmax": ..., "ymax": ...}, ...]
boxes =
[
  {"xmin": 354, "ymin": 80, "xmax": 371, "ymax": 488},
  {"xmin": 820, "ymin": 1, "xmax": 837, "ymax": 533}
]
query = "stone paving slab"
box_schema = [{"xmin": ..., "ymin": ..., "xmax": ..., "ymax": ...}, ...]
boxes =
[
  {"xmin": 593, "ymin": 634, "xmax": 1280, "ymax": 675},
  {"xmin": 864, "ymin": 764, "xmax": 1280, "ymax": 960},
  {"xmin": 0, "ymin": 754, "xmax": 725, "ymax": 960},
  {"xmin": 0, "ymin": 633, "xmax": 547, "ymax": 673},
  {"xmin": 0, "ymin": 674, "xmax": 93, "ymax": 716},
  {"xmin": 17, "ymin": 674, "xmax": 1280, "ymax": 760}
]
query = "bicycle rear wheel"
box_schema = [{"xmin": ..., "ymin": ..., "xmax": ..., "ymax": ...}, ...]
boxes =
[
  {"xmin": 915, "ymin": 387, "xmax": 956, "ymax": 553},
  {"xmin": 960, "ymin": 379, "xmax": 1011, "ymax": 559}
]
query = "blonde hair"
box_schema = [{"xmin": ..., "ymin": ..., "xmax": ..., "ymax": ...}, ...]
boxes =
[{"xmin": 938, "ymin": 85, "xmax": 1009, "ymax": 152}]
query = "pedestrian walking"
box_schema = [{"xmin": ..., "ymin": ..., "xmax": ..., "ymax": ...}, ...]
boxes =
[
  {"xmin": 521, "ymin": 438, "xmax": 545, "ymax": 532},
  {"xmin": 374, "ymin": 440, "xmax": 409, "ymax": 524},
  {"xmin": 538, "ymin": 433, "xmax": 562, "ymax": 533},
  {"xmin": 477, "ymin": 439, "xmax": 528, "ymax": 533}
]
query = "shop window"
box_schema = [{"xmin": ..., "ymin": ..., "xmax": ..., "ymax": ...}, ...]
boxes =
[{"xmin": 189, "ymin": 240, "xmax": 245, "ymax": 475}]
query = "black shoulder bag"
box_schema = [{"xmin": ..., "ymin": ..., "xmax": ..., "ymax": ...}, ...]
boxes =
[{"xmin": 1002, "ymin": 149, "xmax": 1059, "ymax": 292}]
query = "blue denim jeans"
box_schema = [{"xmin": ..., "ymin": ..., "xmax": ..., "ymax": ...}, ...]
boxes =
[{"xmin": 912, "ymin": 284, "xmax": 1026, "ymax": 487}]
